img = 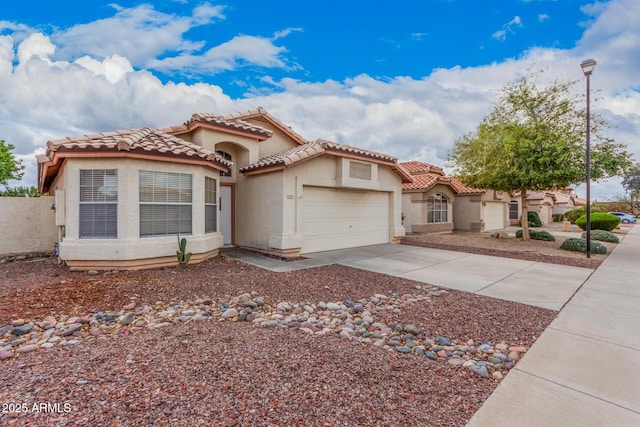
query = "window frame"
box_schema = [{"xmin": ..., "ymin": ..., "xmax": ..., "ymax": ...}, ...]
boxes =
[
  {"xmin": 427, "ymin": 193, "xmax": 448, "ymax": 224},
  {"xmin": 204, "ymin": 176, "xmax": 217, "ymax": 234},
  {"xmin": 79, "ymin": 169, "xmax": 118, "ymax": 239},
  {"xmin": 216, "ymin": 150, "xmax": 232, "ymax": 177},
  {"xmin": 509, "ymin": 201, "xmax": 519, "ymax": 220},
  {"xmin": 139, "ymin": 170, "xmax": 193, "ymax": 237}
]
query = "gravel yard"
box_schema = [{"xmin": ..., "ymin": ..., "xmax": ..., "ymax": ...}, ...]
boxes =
[{"xmin": 0, "ymin": 252, "xmax": 558, "ymax": 427}]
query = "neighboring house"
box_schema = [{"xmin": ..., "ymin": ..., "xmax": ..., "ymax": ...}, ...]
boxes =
[
  {"xmin": 509, "ymin": 189, "xmax": 581, "ymax": 225},
  {"xmin": 37, "ymin": 108, "xmax": 411, "ymax": 270},
  {"xmin": 550, "ymin": 191, "xmax": 578, "ymax": 215},
  {"xmin": 400, "ymin": 162, "xmax": 510, "ymax": 233}
]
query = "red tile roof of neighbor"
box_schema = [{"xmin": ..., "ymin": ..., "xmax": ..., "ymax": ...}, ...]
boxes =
[
  {"xmin": 400, "ymin": 161, "xmax": 484, "ymax": 194},
  {"xmin": 241, "ymin": 139, "xmax": 413, "ymax": 183},
  {"xmin": 525, "ymin": 191, "xmax": 557, "ymax": 202},
  {"xmin": 37, "ymin": 128, "xmax": 231, "ymax": 193}
]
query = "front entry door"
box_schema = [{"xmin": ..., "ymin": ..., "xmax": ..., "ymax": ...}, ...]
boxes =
[{"xmin": 220, "ymin": 185, "xmax": 233, "ymax": 245}]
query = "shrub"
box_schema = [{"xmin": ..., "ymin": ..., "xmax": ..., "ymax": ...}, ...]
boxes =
[
  {"xmin": 581, "ymin": 229, "xmax": 619, "ymax": 243},
  {"xmin": 515, "ymin": 229, "xmax": 556, "ymax": 241},
  {"xmin": 552, "ymin": 213, "xmax": 565, "ymax": 222},
  {"xmin": 560, "ymin": 238, "xmax": 607, "ymax": 254},
  {"xmin": 575, "ymin": 212, "xmax": 621, "ymax": 232},
  {"xmin": 517, "ymin": 211, "xmax": 542, "ymax": 227},
  {"xmin": 565, "ymin": 208, "xmax": 585, "ymax": 223}
]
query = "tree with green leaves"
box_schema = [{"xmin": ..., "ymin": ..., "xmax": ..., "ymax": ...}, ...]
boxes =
[
  {"xmin": 0, "ymin": 140, "xmax": 25, "ymax": 188},
  {"xmin": 0, "ymin": 186, "xmax": 40, "ymax": 197},
  {"xmin": 622, "ymin": 162, "xmax": 640, "ymax": 214},
  {"xmin": 448, "ymin": 70, "xmax": 633, "ymax": 239}
]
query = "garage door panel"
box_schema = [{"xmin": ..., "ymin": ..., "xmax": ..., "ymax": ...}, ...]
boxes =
[
  {"xmin": 302, "ymin": 187, "xmax": 389, "ymax": 253},
  {"xmin": 484, "ymin": 202, "xmax": 505, "ymax": 231}
]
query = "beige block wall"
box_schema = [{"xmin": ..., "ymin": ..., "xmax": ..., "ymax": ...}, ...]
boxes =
[
  {"xmin": 453, "ymin": 195, "xmax": 483, "ymax": 231},
  {"xmin": 0, "ymin": 196, "xmax": 57, "ymax": 255},
  {"xmin": 53, "ymin": 158, "xmax": 223, "ymax": 265},
  {"xmin": 235, "ymin": 170, "xmax": 285, "ymax": 252}
]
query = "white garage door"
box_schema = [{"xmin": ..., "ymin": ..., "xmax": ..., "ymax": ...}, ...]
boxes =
[
  {"xmin": 483, "ymin": 202, "xmax": 505, "ymax": 231},
  {"xmin": 301, "ymin": 186, "xmax": 389, "ymax": 253}
]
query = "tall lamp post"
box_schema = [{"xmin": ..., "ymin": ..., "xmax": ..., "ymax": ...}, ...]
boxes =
[{"xmin": 581, "ymin": 58, "xmax": 596, "ymax": 258}]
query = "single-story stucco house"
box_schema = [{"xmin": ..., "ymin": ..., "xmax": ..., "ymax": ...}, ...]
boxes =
[
  {"xmin": 37, "ymin": 108, "xmax": 412, "ymax": 270},
  {"xmin": 400, "ymin": 161, "xmax": 510, "ymax": 234},
  {"xmin": 509, "ymin": 189, "xmax": 583, "ymax": 225}
]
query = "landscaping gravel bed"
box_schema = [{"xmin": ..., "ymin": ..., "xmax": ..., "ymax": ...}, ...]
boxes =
[{"xmin": 0, "ymin": 255, "xmax": 556, "ymax": 426}]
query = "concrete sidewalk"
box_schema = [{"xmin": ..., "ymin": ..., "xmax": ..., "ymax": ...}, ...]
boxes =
[
  {"xmin": 467, "ymin": 224, "xmax": 640, "ymax": 427},
  {"xmin": 223, "ymin": 243, "xmax": 593, "ymax": 310}
]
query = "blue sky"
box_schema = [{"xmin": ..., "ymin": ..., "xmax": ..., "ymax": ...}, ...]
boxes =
[{"xmin": 1, "ymin": 0, "xmax": 639, "ymax": 200}]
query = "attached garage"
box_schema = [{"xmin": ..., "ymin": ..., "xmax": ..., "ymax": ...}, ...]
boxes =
[
  {"xmin": 483, "ymin": 201, "xmax": 506, "ymax": 231},
  {"xmin": 301, "ymin": 186, "xmax": 390, "ymax": 253}
]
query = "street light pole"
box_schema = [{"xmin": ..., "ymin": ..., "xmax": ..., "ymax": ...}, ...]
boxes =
[{"xmin": 581, "ymin": 58, "xmax": 596, "ymax": 259}]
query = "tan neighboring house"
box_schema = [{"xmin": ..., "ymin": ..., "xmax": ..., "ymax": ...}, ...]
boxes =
[
  {"xmin": 509, "ymin": 189, "xmax": 582, "ymax": 225},
  {"xmin": 37, "ymin": 108, "xmax": 411, "ymax": 270},
  {"xmin": 400, "ymin": 162, "xmax": 510, "ymax": 233}
]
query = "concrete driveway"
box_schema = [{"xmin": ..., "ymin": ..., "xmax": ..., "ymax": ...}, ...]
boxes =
[{"xmin": 223, "ymin": 243, "xmax": 593, "ymax": 310}]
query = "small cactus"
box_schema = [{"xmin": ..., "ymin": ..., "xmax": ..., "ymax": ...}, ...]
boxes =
[{"xmin": 176, "ymin": 235, "xmax": 192, "ymax": 269}]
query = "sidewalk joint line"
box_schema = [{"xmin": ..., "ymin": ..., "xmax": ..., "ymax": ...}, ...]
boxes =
[
  {"xmin": 547, "ymin": 326, "xmax": 640, "ymax": 352},
  {"xmin": 514, "ymin": 369, "xmax": 640, "ymax": 416}
]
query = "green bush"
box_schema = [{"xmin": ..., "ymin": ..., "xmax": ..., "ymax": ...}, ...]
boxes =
[
  {"xmin": 565, "ymin": 208, "xmax": 585, "ymax": 223},
  {"xmin": 515, "ymin": 229, "xmax": 556, "ymax": 241},
  {"xmin": 560, "ymin": 238, "xmax": 607, "ymax": 254},
  {"xmin": 581, "ymin": 230, "xmax": 619, "ymax": 243},
  {"xmin": 517, "ymin": 211, "xmax": 542, "ymax": 227},
  {"xmin": 552, "ymin": 213, "xmax": 565, "ymax": 222},
  {"xmin": 575, "ymin": 212, "xmax": 621, "ymax": 232},
  {"xmin": 565, "ymin": 206, "xmax": 607, "ymax": 224}
]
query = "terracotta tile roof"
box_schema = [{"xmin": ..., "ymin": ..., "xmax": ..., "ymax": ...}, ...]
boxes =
[
  {"xmin": 241, "ymin": 139, "xmax": 399, "ymax": 174},
  {"xmin": 240, "ymin": 140, "xmax": 325, "ymax": 172},
  {"xmin": 549, "ymin": 191, "xmax": 571, "ymax": 204},
  {"xmin": 238, "ymin": 139, "xmax": 412, "ymax": 182},
  {"xmin": 525, "ymin": 191, "xmax": 557, "ymax": 202},
  {"xmin": 183, "ymin": 113, "xmax": 273, "ymax": 138},
  {"xmin": 573, "ymin": 197, "xmax": 586, "ymax": 206},
  {"xmin": 400, "ymin": 161, "xmax": 484, "ymax": 194},
  {"xmin": 400, "ymin": 161, "xmax": 446, "ymax": 176},
  {"xmin": 38, "ymin": 128, "xmax": 231, "ymax": 193},
  {"xmin": 222, "ymin": 107, "xmax": 307, "ymax": 145},
  {"xmin": 44, "ymin": 127, "xmax": 231, "ymax": 166}
]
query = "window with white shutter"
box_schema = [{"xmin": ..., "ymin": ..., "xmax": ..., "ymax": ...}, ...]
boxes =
[
  {"xmin": 205, "ymin": 177, "xmax": 217, "ymax": 233},
  {"xmin": 79, "ymin": 169, "xmax": 118, "ymax": 238},
  {"xmin": 139, "ymin": 171, "xmax": 192, "ymax": 237}
]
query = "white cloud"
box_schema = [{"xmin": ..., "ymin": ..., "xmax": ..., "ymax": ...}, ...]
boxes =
[
  {"xmin": 17, "ymin": 33, "xmax": 56, "ymax": 64},
  {"xmin": 75, "ymin": 55, "xmax": 134, "ymax": 83},
  {"xmin": 493, "ymin": 16, "xmax": 523, "ymax": 41},
  {"xmin": 148, "ymin": 34, "xmax": 293, "ymax": 75},
  {"xmin": 53, "ymin": 3, "xmax": 224, "ymax": 67},
  {"xmin": 538, "ymin": 13, "xmax": 550, "ymax": 22}
]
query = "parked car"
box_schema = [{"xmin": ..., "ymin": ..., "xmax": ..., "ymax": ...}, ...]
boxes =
[{"xmin": 607, "ymin": 212, "xmax": 637, "ymax": 224}]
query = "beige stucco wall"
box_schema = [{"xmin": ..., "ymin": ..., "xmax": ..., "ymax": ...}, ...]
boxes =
[
  {"xmin": 0, "ymin": 196, "xmax": 57, "ymax": 256},
  {"xmin": 527, "ymin": 195, "xmax": 555, "ymax": 224},
  {"xmin": 235, "ymin": 170, "xmax": 285, "ymax": 252},
  {"xmin": 453, "ymin": 194, "xmax": 483, "ymax": 231},
  {"xmin": 242, "ymin": 118, "xmax": 303, "ymax": 158},
  {"xmin": 53, "ymin": 157, "xmax": 223, "ymax": 268}
]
